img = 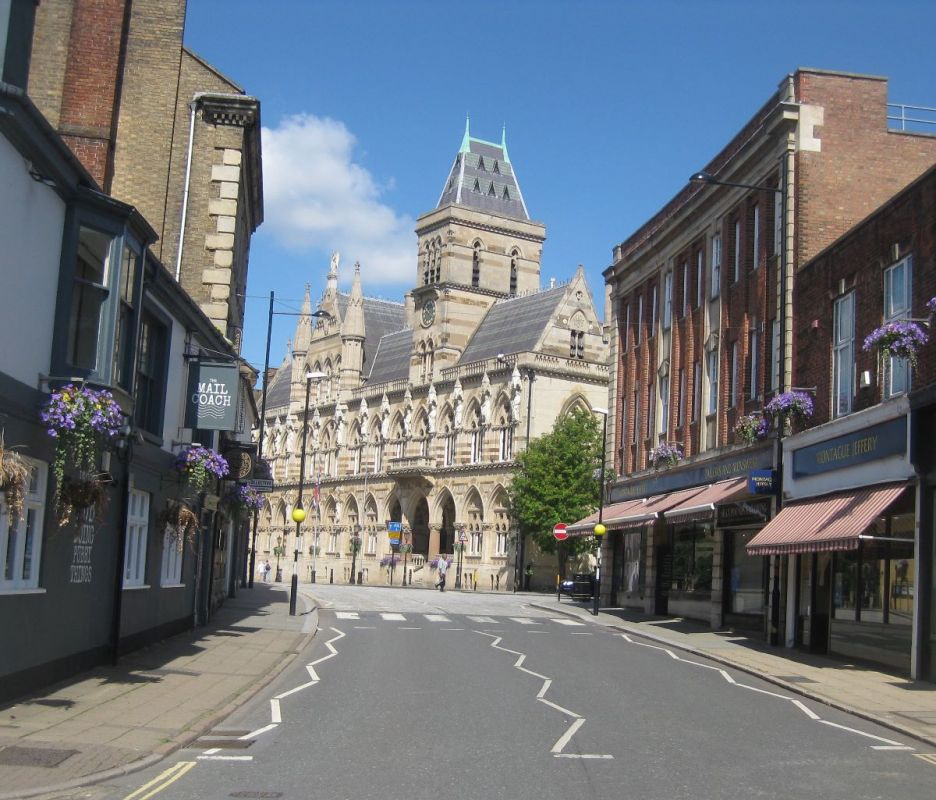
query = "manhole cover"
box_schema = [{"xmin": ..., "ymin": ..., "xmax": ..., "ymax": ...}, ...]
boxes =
[
  {"xmin": 0, "ymin": 746, "xmax": 79, "ymax": 767},
  {"xmin": 774, "ymin": 675, "xmax": 817, "ymax": 683},
  {"xmin": 229, "ymin": 793, "xmax": 283, "ymax": 798}
]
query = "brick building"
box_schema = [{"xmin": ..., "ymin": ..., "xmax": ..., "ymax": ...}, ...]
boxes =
[
  {"xmin": 590, "ymin": 69, "xmax": 936, "ymax": 653},
  {"xmin": 27, "ymin": 0, "xmax": 262, "ymax": 346},
  {"xmin": 746, "ymin": 163, "xmax": 936, "ymax": 679}
]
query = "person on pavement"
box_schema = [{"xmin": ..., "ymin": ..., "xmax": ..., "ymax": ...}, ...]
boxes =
[
  {"xmin": 264, "ymin": 561, "xmax": 272, "ymax": 582},
  {"xmin": 436, "ymin": 556, "xmax": 448, "ymax": 591}
]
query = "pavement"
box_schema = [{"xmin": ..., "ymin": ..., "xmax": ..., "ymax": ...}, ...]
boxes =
[
  {"xmin": 1, "ymin": 586, "xmax": 935, "ymax": 799},
  {"xmin": 534, "ymin": 596, "xmax": 936, "ymax": 749},
  {"xmin": 0, "ymin": 583, "xmax": 315, "ymax": 800}
]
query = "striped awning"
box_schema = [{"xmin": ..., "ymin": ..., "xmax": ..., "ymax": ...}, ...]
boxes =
[
  {"xmin": 745, "ymin": 483, "xmax": 908, "ymax": 556},
  {"xmin": 567, "ymin": 499, "xmax": 648, "ymax": 534},
  {"xmin": 663, "ymin": 477, "xmax": 750, "ymax": 524},
  {"xmin": 606, "ymin": 485, "xmax": 709, "ymax": 530}
]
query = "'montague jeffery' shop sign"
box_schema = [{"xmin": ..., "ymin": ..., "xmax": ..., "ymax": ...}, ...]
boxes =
[
  {"xmin": 609, "ymin": 447, "xmax": 774, "ymax": 503},
  {"xmin": 185, "ymin": 362, "xmax": 239, "ymax": 431},
  {"xmin": 791, "ymin": 416, "xmax": 907, "ymax": 479}
]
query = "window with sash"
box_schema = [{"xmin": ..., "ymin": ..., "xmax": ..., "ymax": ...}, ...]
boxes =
[{"xmin": 1, "ymin": 458, "xmax": 47, "ymax": 591}]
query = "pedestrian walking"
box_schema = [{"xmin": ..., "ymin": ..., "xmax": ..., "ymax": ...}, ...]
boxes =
[
  {"xmin": 264, "ymin": 560, "xmax": 272, "ymax": 582},
  {"xmin": 524, "ymin": 563, "xmax": 533, "ymax": 591},
  {"xmin": 436, "ymin": 556, "xmax": 448, "ymax": 591},
  {"xmin": 257, "ymin": 560, "xmax": 266, "ymax": 582}
]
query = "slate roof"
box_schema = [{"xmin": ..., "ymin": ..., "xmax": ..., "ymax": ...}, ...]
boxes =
[
  {"xmin": 458, "ymin": 285, "xmax": 566, "ymax": 364},
  {"xmin": 365, "ymin": 328, "xmax": 414, "ymax": 385},
  {"xmin": 264, "ymin": 293, "xmax": 407, "ymax": 411},
  {"xmin": 436, "ymin": 126, "xmax": 529, "ymax": 220}
]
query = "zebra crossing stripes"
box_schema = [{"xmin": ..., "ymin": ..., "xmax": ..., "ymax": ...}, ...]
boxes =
[
  {"xmin": 466, "ymin": 615, "xmax": 498, "ymax": 623},
  {"xmin": 333, "ymin": 611, "xmax": 588, "ymax": 627}
]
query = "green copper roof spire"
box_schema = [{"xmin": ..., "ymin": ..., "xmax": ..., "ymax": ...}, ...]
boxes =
[
  {"xmin": 460, "ymin": 114, "xmax": 471, "ymax": 153},
  {"xmin": 501, "ymin": 123, "xmax": 511, "ymax": 164}
]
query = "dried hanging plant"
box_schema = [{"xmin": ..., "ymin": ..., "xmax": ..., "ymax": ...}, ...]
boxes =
[
  {"xmin": 55, "ymin": 476, "xmax": 109, "ymax": 528},
  {"xmin": 159, "ymin": 499, "xmax": 200, "ymax": 547},
  {"xmin": 0, "ymin": 431, "xmax": 29, "ymax": 525}
]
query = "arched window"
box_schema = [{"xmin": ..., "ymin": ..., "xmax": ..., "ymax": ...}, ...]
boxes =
[
  {"xmin": 497, "ymin": 400, "xmax": 513, "ymax": 461},
  {"xmin": 469, "ymin": 405, "xmax": 483, "ymax": 463},
  {"xmin": 509, "ymin": 249, "xmax": 519, "ymax": 296},
  {"xmin": 472, "ymin": 242, "xmax": 481, "ymax": 288}
]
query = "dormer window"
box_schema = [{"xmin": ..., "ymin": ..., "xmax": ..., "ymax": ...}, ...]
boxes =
[
  {"xmin": 477, "ymin": 156, "xmax": 486, "ymax": 171},
  {"xmin": 488, "ymin": 182, "xmax": 496, "ymax": 197},
  {"xmin": 472, "ymin": 178, "xmax": 481, "ymax": 193},
  {"xmin": 502, "ymin": 186, "xmax": 510, "ymax": 201},
  {"xmin": 492, "ymin": 160, "xmax": 500, "ymax": 175}
]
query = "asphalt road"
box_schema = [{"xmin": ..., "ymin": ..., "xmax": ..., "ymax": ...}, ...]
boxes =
[{"xmin": 90, "ymin": 586, "xmax": 935, "ymax": 800}]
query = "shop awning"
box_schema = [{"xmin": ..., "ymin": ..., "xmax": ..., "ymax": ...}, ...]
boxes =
[
  {"xmin": 609, "ymin": 485, "xmax": 709, "ymax": 530},
  {"xmin": 745, "ymin": 483, "xmax": 907, "ymax": 556},
  {"xmin": 662, "ymin": 477, "xmax": 750, "ymax": 524},
  {"xmin": 567, "ymin": 499, "xmax": 647, "ymax": 534}
]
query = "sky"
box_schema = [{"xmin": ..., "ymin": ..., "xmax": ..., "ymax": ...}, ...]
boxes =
[{"xmin": 183, "ymin": 0, "xmax": 936, "ymax": 372}]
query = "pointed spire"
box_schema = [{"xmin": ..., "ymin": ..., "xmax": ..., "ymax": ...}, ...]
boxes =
[
  {"xmin": 341, "ymin": 261, "xmax": 366, "ymax": 339},
  {"xmin": 460, "ymin": 114, "xmax": 471, "ymax": 153},
  {"xmin": 501, "ymin": 123, "xmax": 511, "ymax": 164},
  {"xmin": 294, "ymin": 283, "xmax": 313, "ymax": 353}
]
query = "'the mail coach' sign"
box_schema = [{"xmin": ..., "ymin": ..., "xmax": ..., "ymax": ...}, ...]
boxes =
[{"xmin": 185, "ymin": 363, "xmax": 239, "ymax": 431}]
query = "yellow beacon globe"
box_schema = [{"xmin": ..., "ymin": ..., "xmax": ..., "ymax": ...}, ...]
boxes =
[
  {"xmin": 593, "ymin": 523, "xmax": 607, "ymax": 537},
  {"xmin": 292, "ymin": 508, "xmax": 306, "ymax": 523}
]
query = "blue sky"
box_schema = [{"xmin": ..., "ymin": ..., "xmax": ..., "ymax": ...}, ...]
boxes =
[{"xmin": 184, "ymin": 0, "xmax": 936, "ymax": 370}]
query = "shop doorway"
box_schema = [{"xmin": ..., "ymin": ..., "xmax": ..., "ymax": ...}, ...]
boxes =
[{"xmin": 655, "ymin": 544, "xmax": 672, "ymax": 615}]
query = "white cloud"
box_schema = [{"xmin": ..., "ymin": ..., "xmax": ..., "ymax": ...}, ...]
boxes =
[{"xmin": 261, "ymin": 114, "xmax": 415, "ymax": 285}]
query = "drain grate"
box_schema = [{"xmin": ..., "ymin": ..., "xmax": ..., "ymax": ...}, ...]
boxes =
[
  {"xmin": 0, "ymin": 745, "xmax": 79, "ymax": 767},
  {"xmin": 229, "ymin": 793, "xmax": 283, "ymax": 798},
  {"xmin": 194, "ymin": 738, "xmax": 253, "ymax": 749}
]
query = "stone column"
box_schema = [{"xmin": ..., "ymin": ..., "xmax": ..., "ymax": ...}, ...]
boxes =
[{"xmin": 428, "ymin": 525, "xmax": 441, "ymax": 559}]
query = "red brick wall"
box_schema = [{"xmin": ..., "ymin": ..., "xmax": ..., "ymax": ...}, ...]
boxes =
[{"xmin": 795, "ymin": 166, "xmax": 936, "ymax": 423}]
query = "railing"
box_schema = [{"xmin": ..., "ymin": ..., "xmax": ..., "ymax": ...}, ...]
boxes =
[
  {"xmin": 386, "ymin": 455, "xmax": 434, "ymax": 474},
  {"xmin": 888, "ymin": 104, "xmax": 936, "ymax": 133}
]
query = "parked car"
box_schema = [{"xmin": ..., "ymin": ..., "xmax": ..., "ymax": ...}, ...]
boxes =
[{"xmin": 559, "ymin": 573, "xmax": 594, "ymax": 599}]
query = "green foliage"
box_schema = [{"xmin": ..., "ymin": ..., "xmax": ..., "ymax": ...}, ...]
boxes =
[{"xmin": 508, "ymin": 408, "xmax": 605, "ymax": 566}]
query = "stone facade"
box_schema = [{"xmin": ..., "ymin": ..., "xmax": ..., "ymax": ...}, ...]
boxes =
[{"xmin": 257, "ymin": 127, "xmax": 609, "ymax": 591}]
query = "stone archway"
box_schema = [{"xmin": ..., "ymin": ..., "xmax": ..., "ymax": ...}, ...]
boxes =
[
  {"xmin": 440, "ymin": 495, "xmax": 456, "ymax": 555},
  {"xmin": 411, "ymin": 497, "xmax": 429, "ymax": 555}
]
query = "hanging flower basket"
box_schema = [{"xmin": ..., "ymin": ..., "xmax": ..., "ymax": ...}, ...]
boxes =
[
  {"xmin": 380, "ymin": 555, "xmax": 400, "ymax": 567},
  {"xmin": 308, "ymin": 544, "xmax": 321, "ymax": 556},
  {"xmin": 222, "ymin": 484, "xmax": 264, "ymax": 517},
  {"xmin": 56, "ymin": 476, "xmax": 109, "ymax": 528},
  {"xmin": 926, "ymin": 297, "xmax": 936, "ymax": 321},
  {"xmin": 0, "ymin": 432, "xmax": 29, "ymax": 526},
  {"xmin": 429, "ymin": 556, "xmax": 453, "ymax": 568},
  {"xmin": 734, "ymin": 413, "xmax": 771, "ymax": 445},
  {"xmin": 172, "ymin": 444, "xmax": 229, "ymax": 494},
  {"xmin": 648, "ymin": 442, "xmax": 682, "ymax": 471},
  {"xmin": 398, "ymin": 543, "xmax": 413, "ymax": 555},
  {"xmin": 159, "ymin": 499, "xmax": 199, "ymax": 546},
  {"xmin": 40, "ymin": 383, "xmax": 123, "ymax": 509},
  {"xmin": 348, "ymin": 533, "xmax": 362, "ymax": 554},
  {"xmin": 764, "ymin": 390, "xmax": 814, "ymax": 427},
  {"xmin": 862, "ymin": 321, "xmax": 928, "ymax": 367}
]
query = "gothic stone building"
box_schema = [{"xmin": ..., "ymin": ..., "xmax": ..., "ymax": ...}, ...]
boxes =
[{"xmin": 257, "ymin": 124, "xmax": 608, "ymax": 590}]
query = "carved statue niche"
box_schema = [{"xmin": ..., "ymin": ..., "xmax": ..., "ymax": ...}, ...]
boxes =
[
  {"xmin": 452, "ymin": 379, "xmax": 464, "ymax": 430},
  {"xmin": 427, "ymin": 383, "xmax": 438, "ymax": 435},
  {"xmin": 510, "ymin": 366, "xmax": 522, "ymax": 423}
]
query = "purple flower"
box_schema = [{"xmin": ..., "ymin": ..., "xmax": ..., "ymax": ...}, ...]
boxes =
[
  {"xmin": 735, "ymin": 413, "xmax": 771, "ymax": 443},
  {"xmin": 764, "ymin": 391, "xmax": 814, "ymax": 420},
  {"xmin": 648, "ymin": 442, "xmax": 682, "ymax": 470},
  {"xmin": 862, "ymin": 321, "xmax": 928, "ymax": 366}
]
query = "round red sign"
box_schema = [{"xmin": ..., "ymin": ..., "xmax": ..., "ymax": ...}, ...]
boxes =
[{"xmin": 553, "ymin": 523, "xmax": 568, "ymax": 541}]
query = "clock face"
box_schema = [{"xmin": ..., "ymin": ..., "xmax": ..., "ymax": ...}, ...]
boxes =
[{"xmin": 421, "ymin": 299, "xmax": 436, "ymax": 327}]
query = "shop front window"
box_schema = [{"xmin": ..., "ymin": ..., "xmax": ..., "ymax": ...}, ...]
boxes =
[
  {"xmin": 672, "ymin": 524, "xmax": 714, "ymax": 596},
  {"xmin": 728, "ymin": 530, "xmax": 765, "ymax": 614}
]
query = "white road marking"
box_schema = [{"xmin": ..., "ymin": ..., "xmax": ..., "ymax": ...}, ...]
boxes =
[
  {"xmin": 551, "ymin": 619, "xmax": 585, "ymax": 626},
  {"xmin": 270, "ymin": 698, "xmax": 281, "ymax": 723},
  {"xmin": 539, "ymin": 698, "xmax": 581, "ymax": 717},
  {"xmin": 618, "ymin": 632, "xmax": 909, "ymax": 751},
  {"xmin": 398, "ymin": 626, "xmax": 422, "ymax": 630},
  {"xmin": 241, "ymin": 724, "xmax": 277, "ymax": 739},
  {"xmin": 336, "ymin": 611, "xmax": 359, "ymax": 619},
  {"xmin": 819, "ymin": 719, "xmax": 905, "ymax": 746},
  {"xmin": 570, "ymin": 632, "xmax": 593, "ymax": 636},
  {"xmin": 554, "ymin": 754, "xmax": 615, "ymax": 759},
  {"xmin": 424, "ymin": 614, "xmax": 450, "ymax": 622},
  {"xmin": 509, "ymin": 617, "xmax": 541, "ymax": 624},
  {"xmin": 197, "ymin": 755, "xmax": 253, "ymax": 761},
  {"xmin": 551, "ymin": 718, "xmax": 586, "ymax": 752},
  {"xmin": 275, "ymin": 680, "xmax": 318, "ymax": 699},
  {"xmin": 441, "ymin": 627, "xmax": 464, "ymax": 631},
  {"xmin": 353, "ymin": 626, "xmax": 376, "ymax": 629},
  {"xmin": 467, "ymin": 616, "xmax": 497, "ymax": 623},
  {"xmin": 202, "ymin": 748, "xmax": 220, "ymax": 755},
  {"xmin": 381, "ymin": 613, "xmax": 406, "ymax": 621}
]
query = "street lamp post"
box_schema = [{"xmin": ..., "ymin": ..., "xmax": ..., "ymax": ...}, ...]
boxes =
[
  {"xmin": 454, "ymin": 537, "xmax": 465, "ymax": 589},
  {"xmin": 689, "ymin": 167, "xmax": 789, "ymax": 646},
  {"xmin": 290, "ymin": 370, "xmax": 327, "ymax": 616},
  {"xmin": 592, "ymin": 407, "xmax": 609, "ymax": 616},
  {"xmin": 350, "ymin": 526, "xmax": 362, "ymax": 584},
  {"xmin": 248, "ymin": 290, "xmax": 331, "ymax": 588}
]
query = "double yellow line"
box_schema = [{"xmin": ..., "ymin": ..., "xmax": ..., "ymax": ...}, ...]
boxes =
[{"xmin": 122, "ymin": 761, "xmax": 196, "ymax": 800}]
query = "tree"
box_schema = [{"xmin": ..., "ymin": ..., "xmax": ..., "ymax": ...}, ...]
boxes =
[{"xmin": 508, "ymin": 407, "xmax": 604, "ymax": 577}]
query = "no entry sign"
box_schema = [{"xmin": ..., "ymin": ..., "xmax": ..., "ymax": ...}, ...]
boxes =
[{"xmin": 553, "ymin": 523, "xmax": 568, "ymax": 541}]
